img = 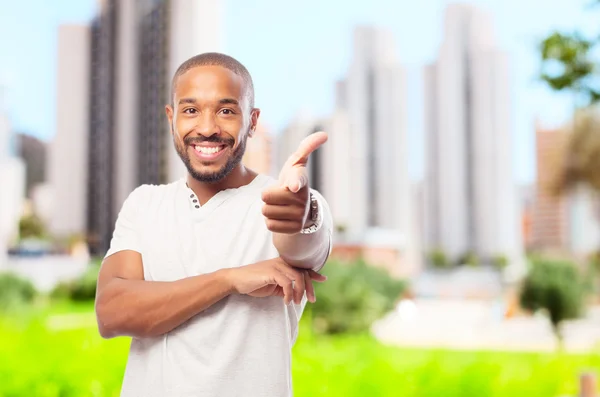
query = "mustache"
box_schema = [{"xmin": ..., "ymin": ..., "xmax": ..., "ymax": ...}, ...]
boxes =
[{"xmin": 183, "ymin": 135, "xmax": 235, "ymax": 146}]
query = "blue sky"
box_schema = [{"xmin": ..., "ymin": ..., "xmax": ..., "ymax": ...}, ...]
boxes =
[{"xmin": 0, "ymin": 0, "xmax": 596, "ymax": 183}]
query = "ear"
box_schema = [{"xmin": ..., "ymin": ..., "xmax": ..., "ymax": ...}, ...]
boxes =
[
  {"xmin": 165, "ymin": 105, "xmax": 174, "ymax": 135},
  {"xmin": 249, "ymin": 108, "xmax": 261, "ymax": 137}
]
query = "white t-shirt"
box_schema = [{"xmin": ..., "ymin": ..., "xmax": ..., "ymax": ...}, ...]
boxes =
[{"xmin": 105, "ymin": 174, "xmax": 332, "ymax": 397}]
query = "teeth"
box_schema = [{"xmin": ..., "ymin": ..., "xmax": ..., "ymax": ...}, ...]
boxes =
[{"xmin": 195, "ymin": 146, "xmax": 222, "ymax": 154}]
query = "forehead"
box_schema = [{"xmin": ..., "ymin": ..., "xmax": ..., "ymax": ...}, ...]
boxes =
[{"xmin": 173, "ymin": 65, "xmax": 246, "ymax": 103}]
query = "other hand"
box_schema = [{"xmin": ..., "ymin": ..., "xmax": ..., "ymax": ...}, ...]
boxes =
[{"xmin": 226, "ymin": 257, "xmax": 326, "ymax": 304}]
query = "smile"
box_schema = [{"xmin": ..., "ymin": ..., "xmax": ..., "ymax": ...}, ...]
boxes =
[{"xmin": 191, "ymin": 144, "xmax": 228, "ymax": 161}]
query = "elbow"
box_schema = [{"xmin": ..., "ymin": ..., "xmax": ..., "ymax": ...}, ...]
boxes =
[{"xmin": 95, "ymin": 294, "xmax": 120, "ymax": 339}]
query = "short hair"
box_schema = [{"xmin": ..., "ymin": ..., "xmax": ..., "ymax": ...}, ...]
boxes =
[{"xmin": 170, "ymin": 52, "xmax": 255, "ymax": 110}]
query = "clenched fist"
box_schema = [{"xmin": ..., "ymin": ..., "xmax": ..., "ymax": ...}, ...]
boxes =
[{"xmin": 225, "ymin": 257, "xmax": 326, "ymax": 305}]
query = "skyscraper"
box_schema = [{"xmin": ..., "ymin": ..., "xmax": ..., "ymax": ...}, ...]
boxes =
[
  {"xmin": 337, "ymin": 26, "xmax": 412, "ymax": 242},
  {"xmin": 82, "ymin": 0, "xmax": 222, "ymax": 255},
  {"xmin": 49, "ymin": 24, "xmax": 91, "ymax": 239},
  {"xmin": 87, "ymin": 3, "xmax": 116, "ymax": 255},
  {"xmin": 424, "ymin": 4, "xmax": 523, "ymax": 265}
]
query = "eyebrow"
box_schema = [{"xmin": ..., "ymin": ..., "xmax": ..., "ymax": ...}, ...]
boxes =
[
  {"xmin": 178, "ymin": 98, "xmax": 197, "ymax": 105},
  {"xmin": 218, "ymin": 98, "xmax": 240, "ymax": 106},
  {"xmin": 177, "ymin": 97, "xmax": 241, "ymax": 107}
]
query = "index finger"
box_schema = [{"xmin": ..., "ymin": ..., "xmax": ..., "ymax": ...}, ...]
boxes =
[{"xmin": 286, "ymin": 131, "xmax": 328, "ymax": 168}]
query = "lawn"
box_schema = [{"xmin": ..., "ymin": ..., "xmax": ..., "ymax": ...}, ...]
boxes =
[{"xmin": 0, "ymin": 302, "xmax": 598, "ymax": 397}]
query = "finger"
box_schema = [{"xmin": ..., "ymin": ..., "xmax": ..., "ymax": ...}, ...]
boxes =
[
  {"xmin": 265, "ymin": 219, "xmax": 303, "ymax": 234},
  {"xmin": 304, "ymin": 271, "xmax": 315, "ymax": 303},
  {"xmin": 262, "ymin": 204, "xmax": 306, "ymax": 221},
  {"xmin": 283, "ymin": 167, "xmax": 308, "ymax": 193},
  {"xmin": 307, "ymin": 270, "xmax": 327, "ymax": 282},
  {"xmin": 287, "ymin": 131, "xmax": 328, "ymax": 168},
  {"xmin": 261, "ymin": 186, "xmax": 304, "ymax": 206},
  {"xmin": 292, "ymin": 269, "xmax": 305, "ymax": 305},
  {"xmin": 273, "ymin": 272, "xmax": 293, "ymax": 305},
  {"xmin": 275, "ymin": 262, "xmax": 305, "ymax": 305}
]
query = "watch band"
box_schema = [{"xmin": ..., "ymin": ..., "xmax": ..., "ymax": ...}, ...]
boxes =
[{"xmin": 300, "ymin": 192, "xmax": 322, "ymax": 234}]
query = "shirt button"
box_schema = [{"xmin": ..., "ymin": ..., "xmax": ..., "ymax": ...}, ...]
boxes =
[
  {"xmin": 193, "ymin": 199, "xmax": 198, "ymax": 203},
  {"xmin": 190, "ymin": 194, "xmax": 194, "ymax": 198},
  {"xmin": 195, "ymin": 205, "xmax": 200, "ymax": 209}
]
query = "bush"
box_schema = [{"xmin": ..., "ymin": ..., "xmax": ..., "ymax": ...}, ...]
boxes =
[
  {"xmin": 51, "ymin": 263, "xmax": 100, "ymax": 302},
  {"xmin": 492, "ymin": 254, "xmax": 509, "ymax": 270},
  {"xmin": 0, "ymin": 272, "xmax": 37, "ymax": 312},
  {"xmin": 457, "ymin": 251, "xmax": 479, "ymax": 267},
  {"xmin": 306, "ymin": 258, "xmax": 407, "ymax": 335},
  {"xmin": 19, "ymin": 214, "xmax": 47, "ymax": 240},
  {"xmin": 427, "ymin": 249, "xmax": 450, "ymax": 269},
  {"xmin": 519, "ymin": 259, "xmax": 586, "ymax": 348}
]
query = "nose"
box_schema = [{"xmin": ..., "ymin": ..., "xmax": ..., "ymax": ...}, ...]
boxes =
[{"xmin": 194, "ymin": 111, "xmax": 220, "ymax": 137}]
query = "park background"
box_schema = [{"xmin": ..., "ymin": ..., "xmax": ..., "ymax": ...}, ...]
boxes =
[{"xmin": 1, "ymin": 0, "xmax": 600, "ymax": 396}]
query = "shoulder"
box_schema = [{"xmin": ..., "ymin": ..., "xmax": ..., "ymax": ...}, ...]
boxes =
[{"xmin": 122, "ymin": 180, "xmax": 182, "ymax": 208}]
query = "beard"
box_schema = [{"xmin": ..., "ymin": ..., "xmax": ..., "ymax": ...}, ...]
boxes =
[{"xmin": 174, "ymin": 130, "xmax": 248, "ymax": 184}]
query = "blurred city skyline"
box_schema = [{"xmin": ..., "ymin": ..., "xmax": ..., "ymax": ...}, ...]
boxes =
[{"xmin": 0, "ymin": 0, "xmax": 597, "ymax": 185}]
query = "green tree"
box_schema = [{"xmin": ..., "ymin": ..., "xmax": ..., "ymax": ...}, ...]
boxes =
[
  {"xmin": 519, "ymin": 259, "xmax": 586, "ymax": 349},
  {"xmin": 538, "ymin": 5, "xmax": 600, "ymax": 253}
]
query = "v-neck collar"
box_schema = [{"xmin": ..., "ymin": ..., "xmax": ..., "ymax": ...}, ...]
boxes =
[{"xmin": 180, "ymin": 174, "xmax": 267, "ymax": 219}]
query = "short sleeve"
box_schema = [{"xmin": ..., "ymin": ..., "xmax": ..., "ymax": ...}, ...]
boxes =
[{"xmin": 104, "ymin": 186, "xmax": 145, "ymax": 259}]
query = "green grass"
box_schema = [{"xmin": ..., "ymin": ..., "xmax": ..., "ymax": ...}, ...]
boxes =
[{"xmin": 0, "ymin": 303, "xmax": 598, "ymax": 397}]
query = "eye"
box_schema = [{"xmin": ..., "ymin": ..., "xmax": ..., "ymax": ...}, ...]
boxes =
[
  {"xmin": 183, "ymin": 108, "xmax": 198, "ymax": 114},
  {"xmin": 220, "ymin": 108, "xmax": 235, "ymax": 115}
]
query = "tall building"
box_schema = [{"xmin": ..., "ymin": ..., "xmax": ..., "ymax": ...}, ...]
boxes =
[
  {"xmin": 276, "ymin": 26, "xmax": 420, "ymax": 274},
  {"xmin": 58, "ymin": 0, "xmax": 223, "ymax": 255},
  {"xmin": 336, "ymin": 26, "xmax": 414, "ymax": 257},
  {"xmin": 424, "ymin": 4, "xmax": 523, "ymax": 266},
  {"xmin": 0, "ymin": 87, "xmax": 26, "ymax": 266},
  {"xmin": 49, "ymin": 24, "xmax": 91, "ymax": 239},
  {"xmin": 87, "ymin": 4, "xmax": 116, "ymax": 255},
  {"xmin": 530, "ymin": 121, "xmax": 600, "ymax": 256},
  {"xmin": 530, "ymin": 123, "xmax": 569, "ymax": 251},
  {"xmin": 166, "ymin": 0, "xmax": 222, "ymax": 183}
]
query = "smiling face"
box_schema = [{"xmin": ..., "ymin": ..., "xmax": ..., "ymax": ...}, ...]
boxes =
[{"xmin": 165, "ymin": 65, "xmax": 259, "ymax": 184}]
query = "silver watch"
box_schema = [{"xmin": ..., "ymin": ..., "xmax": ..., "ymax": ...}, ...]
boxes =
[{"xmin": 300, "ymin": 192, "xmax": 322, "ymax": 234}]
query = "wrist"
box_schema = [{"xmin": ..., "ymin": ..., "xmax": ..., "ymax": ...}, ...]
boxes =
[
  {"xmin": 300, "ymin": 192, "xmax": 322, "ymax": 235},
  {"xmin": 216, "ymin": 268, "xmax": 238, "ymax": 295}
]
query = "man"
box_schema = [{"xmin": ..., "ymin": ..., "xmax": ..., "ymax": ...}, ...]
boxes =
[{"xmin": 94, "ymin": 52, "xmax": 333, "ymax": 397}]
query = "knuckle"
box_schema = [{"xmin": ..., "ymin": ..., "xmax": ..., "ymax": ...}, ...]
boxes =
[{"xmin": 261, "ymin": 190, "xmax": 271, "ymax": 203}]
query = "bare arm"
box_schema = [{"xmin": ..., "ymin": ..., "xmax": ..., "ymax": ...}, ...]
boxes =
[
  {"xmin": 94, "ymin": 251, "xmax": 313, "ymax": 339},
  {"xmin": 95, "ymin": 250, "xmax": 233, "ymax": 339}
]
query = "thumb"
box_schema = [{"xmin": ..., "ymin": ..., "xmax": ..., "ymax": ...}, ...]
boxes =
[{"xmin": 287, "ymin": 131, "xmax": 328, "ymax": 168}]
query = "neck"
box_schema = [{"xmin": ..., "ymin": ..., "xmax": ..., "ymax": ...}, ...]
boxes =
[{"xmin": 186, "ymin": 164, "xmax": 257, "ymax": 205}]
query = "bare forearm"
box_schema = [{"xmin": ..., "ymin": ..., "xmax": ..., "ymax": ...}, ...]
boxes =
[{"xmin": 95, "ymin": 270, "xmax": 232, "ymax": 339}]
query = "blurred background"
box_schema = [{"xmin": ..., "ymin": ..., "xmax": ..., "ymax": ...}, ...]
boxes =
[{"xmin": 1, "ymin": 0, "xmax": 599, "ymax": 396}]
